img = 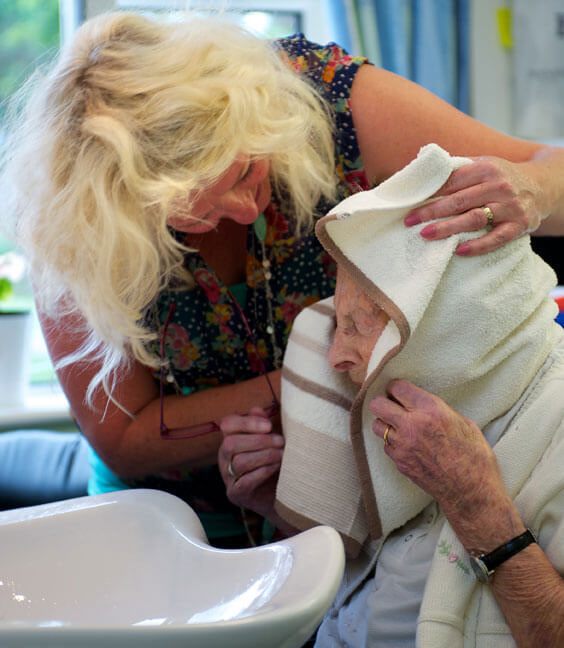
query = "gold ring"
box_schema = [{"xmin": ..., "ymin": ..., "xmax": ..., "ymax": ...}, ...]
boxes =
[
  {"xmin": 482, "ymin": 206, "xmax": 494, "ymax": 228},
  {"xmin": 383, "ymin": 426, "xmax": 391, "ymax": 446},
  {"xmin": 227, "ymin": 458, "xmax": 237, "ymax": 480}
]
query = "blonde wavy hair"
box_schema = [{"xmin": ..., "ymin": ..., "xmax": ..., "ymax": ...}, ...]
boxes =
[{"xmin": 0, "ymin": 11, "xmax": 337, "ymax": 405}]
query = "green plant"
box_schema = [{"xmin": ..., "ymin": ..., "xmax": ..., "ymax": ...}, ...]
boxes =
[{"xmin": 0, "ymin": 251, "xmax": 26, "ymax": 303}]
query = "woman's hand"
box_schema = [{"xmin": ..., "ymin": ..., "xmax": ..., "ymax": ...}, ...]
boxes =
[
  {"xmin": 369, "ymin": 379, "xmax": 524, "ymax": 552},
  {"xmin": 218, "ymin": 406, "xmax": 284, "ymax": 519},
  {"xmin": 404, "ymin": 156, "xmax": 546, "ymax": 257}
]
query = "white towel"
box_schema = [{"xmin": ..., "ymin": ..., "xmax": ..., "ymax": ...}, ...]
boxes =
[{"xmin": 276, "ymin": 143, "xmax": 561, "ymax": 556}]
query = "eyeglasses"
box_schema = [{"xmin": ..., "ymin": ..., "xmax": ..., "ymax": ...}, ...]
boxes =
[{"xmin": 159, "ymin": 293, "xmax": 280, "ymax": 440}]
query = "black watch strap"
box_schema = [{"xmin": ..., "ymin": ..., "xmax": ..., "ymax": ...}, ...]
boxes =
[{"xmin": 470, "ymin": 529, "xmax": 536, "ymax": 583}]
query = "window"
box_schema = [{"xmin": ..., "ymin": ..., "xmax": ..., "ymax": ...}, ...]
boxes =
[
  {"xmin": 65, "ymin": 0, "xmax": 331, "ymax": 44},
  {"xmin": 0, "ymin": 0, "xmax": 61, "ymax": 388},
  {"xmin": 0, "ymin": 1, "xmax": 60, "ymax": 122}
]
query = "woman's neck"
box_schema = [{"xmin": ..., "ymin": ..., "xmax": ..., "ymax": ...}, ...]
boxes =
[{"xmin": 187, "ymin": 219, "xmax": 248, "ymax": 285}]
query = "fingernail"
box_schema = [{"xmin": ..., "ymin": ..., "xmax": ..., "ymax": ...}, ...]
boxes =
[
  {"xmin": 456, "ymin": 243, "xmax": 471, "ymax": 256},
  {"xmin": 420, "ymin": 224, "xmax": 436, "ymax": 239},
  {"xmin": 404, "ymin": 212, "xmax": 421, "ymax": 226},
  {"xmin": 273, "ymin": 435, "xmax": 285, "ymax": 447}
]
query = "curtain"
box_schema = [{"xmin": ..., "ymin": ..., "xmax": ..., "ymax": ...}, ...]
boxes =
[{"xmin": 323, "ymin": 0, "xmax": 470, "ymax": 112}]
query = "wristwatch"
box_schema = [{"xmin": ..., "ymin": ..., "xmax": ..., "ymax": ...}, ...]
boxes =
[{"xmin": 470, "ymin": 529, "xmax": 537, "ymax": 584}]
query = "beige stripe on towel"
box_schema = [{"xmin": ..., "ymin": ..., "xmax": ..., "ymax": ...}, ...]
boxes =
[{"xmin": 275, "ymin": 414, "xmax": 367, "ymax": 556}]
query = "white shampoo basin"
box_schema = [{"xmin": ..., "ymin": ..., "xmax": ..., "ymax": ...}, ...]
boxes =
[{"xmin": 0, "ymin": 489, "xmax": 344, "ymax": 647}]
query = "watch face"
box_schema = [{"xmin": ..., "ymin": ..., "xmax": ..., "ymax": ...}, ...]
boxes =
[{"xmin": 470, "ymin": 555, "xmax": 491, "ymax": 584}]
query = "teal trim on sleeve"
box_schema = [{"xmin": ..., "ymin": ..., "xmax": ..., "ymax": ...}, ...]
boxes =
[
  {"xmin": 87, "ymin": 447, "xmax": 130, "ymax": 495},
  {"xmin": 262, "ymin": 519, "xmax": 276, "ymax": 543},
  {"xmin": 199, "ymin": 513, "xmax": 249, "ymax": 539},
  {"xmin": 228, "ymin": 282, "xmax": 247, "ymax": 308}
]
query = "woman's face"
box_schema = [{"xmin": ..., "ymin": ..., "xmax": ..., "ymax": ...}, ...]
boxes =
[
  {"xmin": 167, "ymin": 155, "xmax": 271, "ymax": 233},
  {"xmin": 328, "ymin": 266, "xmax": 390, "ymax": 385}
]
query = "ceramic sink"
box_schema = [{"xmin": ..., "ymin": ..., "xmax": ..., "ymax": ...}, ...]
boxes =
[{"xmin": 0, "ymin": 489, "xmax": 344, "ymax": 647}]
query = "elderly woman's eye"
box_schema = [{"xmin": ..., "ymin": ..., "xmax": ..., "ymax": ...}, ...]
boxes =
[{"xmin": 354, "ymin": 311, "xmax": 381, "ymax": 336}]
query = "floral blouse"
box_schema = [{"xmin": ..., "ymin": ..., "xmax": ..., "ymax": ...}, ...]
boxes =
[{"xmin": 124, "ymin": 35, "xmax": 370, "ymax": 542}]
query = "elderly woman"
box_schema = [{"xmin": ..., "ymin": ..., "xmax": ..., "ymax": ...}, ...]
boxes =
[
  {"xmin": 3, "ymin": 10, "xmax": 564, "ymax": 544},
  {"xmin": 219, "ymin": 144, "xmax": 564, "ymax": 646}
]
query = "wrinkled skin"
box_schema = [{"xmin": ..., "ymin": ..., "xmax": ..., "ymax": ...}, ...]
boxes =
[
  {"xmin": 369, "ymin": 379, "xmax": 521, "ymax": 551},
  {"xmin": 218, "ymin": 406, "xmax": 284, "ymax": 519}
]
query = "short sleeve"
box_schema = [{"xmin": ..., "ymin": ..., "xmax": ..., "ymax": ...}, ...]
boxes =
[{"xmin": 275, "ymin": 34, "xmax": 371, "ymax": 195}]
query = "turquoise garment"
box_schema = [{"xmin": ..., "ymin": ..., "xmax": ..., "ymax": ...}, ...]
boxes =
[
  {"xmin": 87, "ymin": 447, "xmax": 129, "ymax": 495},
  {"xmin": 228, "ymin": 282, "xmax": 247, "ymax": 308},
  {"xmin": 371, "ymin": 0, "xmax": 469, "ymax": 110}
]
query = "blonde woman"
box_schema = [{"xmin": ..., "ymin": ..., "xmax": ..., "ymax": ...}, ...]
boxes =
[{"xmin": 2, "ymin": 11, "xmax": 564, "ymax": 545}]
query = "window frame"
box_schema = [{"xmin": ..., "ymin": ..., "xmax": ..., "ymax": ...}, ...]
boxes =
[{"xmin": 61, "ymin": 0, "xmax": 332, "ymax": 45}]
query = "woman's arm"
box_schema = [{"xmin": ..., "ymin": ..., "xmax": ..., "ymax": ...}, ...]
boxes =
[
  {"xmin": 370, "ymin": 379, "xmax": 564, "ymax": 647},
  {"xmin": 40, "ymin": 310, "xmax": 281, "ymax": 478},
  {"xmin": 350, "ymin": 65, "xmax": 564, "ymax": 254}
]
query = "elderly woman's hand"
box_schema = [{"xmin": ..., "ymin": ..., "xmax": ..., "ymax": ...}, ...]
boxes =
[
  {"xmin": 218, "ymin": 406, "xmax": 284, "ymax": 518},
  {"xmin": 405, "ymin": 156, "xmax": 546, "ymax": 256},
  {"xmin": 369, "ymin": 379, "xmax": 524, "ymax": 551}
]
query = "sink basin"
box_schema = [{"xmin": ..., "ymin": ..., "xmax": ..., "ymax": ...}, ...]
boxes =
[{"xmin": 0, "ymin": 489, "xmax": 344, "ymax": 647}]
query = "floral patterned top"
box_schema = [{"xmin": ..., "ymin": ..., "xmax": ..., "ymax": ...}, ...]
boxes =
[{"xmin": 120, "ymin": 35, "xmax": 370, "ymax": 544}]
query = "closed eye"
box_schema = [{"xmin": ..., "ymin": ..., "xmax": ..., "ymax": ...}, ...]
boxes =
[
  {"xmin": 340, "ymin": 316, "xmax": 357, "ymax": 337},
  {"xmin": 353, "ymin": 308, "xmax": 385, "ymax": 337},
  {"xmin": 239, "ymin": 161, "xmax": 255, "ymax": 183}
]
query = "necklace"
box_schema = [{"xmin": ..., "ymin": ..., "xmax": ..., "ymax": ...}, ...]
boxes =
[
  {"xmin": 253, "ymin": 213, "xmax": 282, "ymax": 370},
  {"xmin": 161, "ymin": 214, "xmax": 282, "ymax": 380}
]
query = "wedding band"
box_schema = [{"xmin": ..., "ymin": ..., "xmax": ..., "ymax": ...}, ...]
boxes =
[
  {"xmin": 383, "ymin": 426, "xmax": 391, "ymax": 446},
  {"xmin": 227, "ymin": 458, "xmax": 237, "ymax": 480},
  {"xmin": 482, "ymin": 206, "xmax": 494, "ymax": 228}
]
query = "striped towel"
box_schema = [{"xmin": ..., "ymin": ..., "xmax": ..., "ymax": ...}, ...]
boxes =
[{"xmin": 275, "ymin": 143, "xmax": 561, "ymax": 557}]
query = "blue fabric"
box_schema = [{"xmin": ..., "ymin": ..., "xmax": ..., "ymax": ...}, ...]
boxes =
[
  {"xmin": 355, "ymin": 0, "xmax": 381, "ymax": 64},
  {"xmin": 322, "ymin": 0, "xmax": 356, "ymax": 54},
  {"xmin": 413, "ymin": 0, "xmax": 457, "ymax": 106},
  {"xmin": 374, "ymin": 0, "xmax": 412, "ymax": 78},
  {"xmin": 456, "ymin": 0, "xmax": 470, "ymax": 114},
  {"xmin": 0, "ymin": 430, "xmax": 90, "ymax": 509},
  {"xmin": 326, "ymin": 0, "xmax": 471, "ymax": 111}
]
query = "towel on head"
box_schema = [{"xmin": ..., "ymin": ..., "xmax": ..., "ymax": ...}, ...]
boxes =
[{"xmin": 275, "ymin": 143, "xmax": 560, "ymax": 557}]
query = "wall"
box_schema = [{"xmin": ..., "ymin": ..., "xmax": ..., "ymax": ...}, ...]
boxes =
[{"xmin": 471, "ymin": 0, "xmax": 564, "ymax": 142}]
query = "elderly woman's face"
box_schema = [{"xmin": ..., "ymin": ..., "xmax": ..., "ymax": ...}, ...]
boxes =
[
  {"xmin": 328, "ymin": 266, "xmax": 390, "ymax": 385},
  {"xmin": 167, "ymin": 155, "xmax": 271, "ymax": 233}
]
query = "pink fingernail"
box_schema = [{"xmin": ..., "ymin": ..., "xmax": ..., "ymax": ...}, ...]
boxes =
[
  {"xmin": 420, "ymin": 224, "xmax": 436, "ymax": 239},
  {"xmin": 456, "ymin": 244, "xmax": 471, "ymax": 256},
  {"xmin": 404, "ymin": 212, "xmax": 421, "ymax": 226}
]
